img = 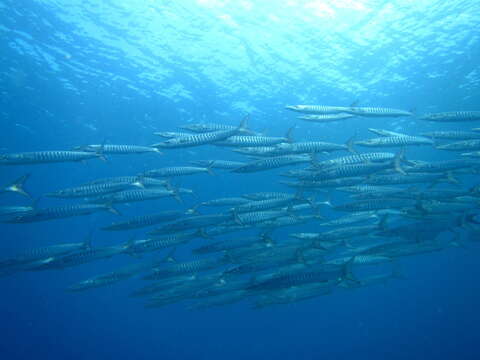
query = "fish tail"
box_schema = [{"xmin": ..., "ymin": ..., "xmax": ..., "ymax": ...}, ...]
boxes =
[{"xmin": 3, "ymin": 173, "xmax": 32, "ymax": 198}]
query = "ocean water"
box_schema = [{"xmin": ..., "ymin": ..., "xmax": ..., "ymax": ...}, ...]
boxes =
[{"xmin": 1, "ymin": 1, "xmax": 480, "ymax": 359}]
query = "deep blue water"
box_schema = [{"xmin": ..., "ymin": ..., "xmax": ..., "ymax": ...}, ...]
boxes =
[{"xmin": 1, "ymin": 1, "xmax": 480, "ymax": 359}]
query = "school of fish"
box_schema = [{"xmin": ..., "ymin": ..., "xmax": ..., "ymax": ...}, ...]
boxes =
[{"xmin": 1, "ymin": 105, "xmax": 480, "ymax": 309}]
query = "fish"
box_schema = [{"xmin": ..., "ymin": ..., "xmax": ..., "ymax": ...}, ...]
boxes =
[
  {"xmin": 144, "ymin": 166, "xmax": 214, "ymax": 177},
  {"xmin": 3, "ymin": 203, "xmax": 119, "ymax": 223},
  {"xmin": 29, "ymin": 245, "xmax": 126, "ymax": 270},
  {"xmin": 189, "ymin": 160, "xmax": 247, "ymax": 169},
  {"xmin": 179, "ymin": 122, "xmax": 256, "ymax": 135},
  {"xmin": 90, "ymin": 188, "xmax": 191, "ymax": 204},
  {"xmin": 298, "ymin": 113, "xmax": 355, "ymax": 122},
  {"xmin": 436, "ymin": 140, "xmax": 480, "ymax": 151},
  {"xmin": 419, "ymin": 111, "xmax": 480, "ymax": 122},
  {"xmin": 421, "ymin": 131, "xmax": 480, "ymax": 140},
  {"xmin": 355, "ymin": 136, "xmax": 433, "ymax": 148},
  {"xmin": 101, "ymin": 211, "xmax": 185, "ymax": 231},
  {"xmin": 285, "ymin": 105, "xmax": 352, "ymax": 114},
  {"xmin": 46, "ymin": 181, "xmax": 136, "ymax": 199},
  {"xmin": 0, "ymin": 150, "xmax": 105, "ymax": 165},
  {"xmin": 74, "ymin": 144, "xmax": 162, "ymax": 155},
  {"xmin": 214, "ymin": 128, "xmax": 294, "ymax": 147},
  {"xmin": 232, "ymin": 155, "xmax": 311, "ymax": 173},
  {"xmin": 155, "ymin": 117, "xmax": 248, "ymax": 148}
]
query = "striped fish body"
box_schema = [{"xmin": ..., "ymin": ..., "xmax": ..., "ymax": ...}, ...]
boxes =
[
  {"xmin": 334, "ymin": 199, "xmax": 416, "ymax": 212},
  {"xmin": 3, "ymin": 204, "xmax": 115, "ymax": 223},
  {"xmin": 150, "ymin": 213, "xmax": 233, "ymax": 234},
  {"xmin": 419, "ymin": 111, "xmax": 480, "ymax": 122},
  {"xmin": 235, "ymin": 209, "xmax": 289, "ymax": 225},
  {"xmin": 46, "ymin": 182, "xmax": 134, "ymax": 198},
  {"xmin": 0, "ymin": 206, "xmax": 34, "ymax": 216},
  {"xmin": 346, "ymin": 107, "xmax": 412, "ymax": 117},
  {"xmin": 201, "ymin": 197, "xmax": 251, "ymax": 207},
  {"xmin": 356, "ymin": 136, "xmax": 433, "ymax": 147},
  {"xmin": 231, "ymin": 196, "xmax": 298, "ymax": 213},
  {"xmin": 232, "ymin": 146, "xmax": 285, "ymax": 157},
  {"xmin": 86, "ymin": 176, "xmax": 168, "ymax": 188},
  {"xmin": 336, "ymin": 185, "xmax": 401, "ymax": 194},
  {"xmin": 364, "ymin": 173, "xmax": 453, "ymax": 186},
  {"xmin": 30, "ymin": 246, "xmax": 125, "ymax": 270},
  {"xmin": 316, "ymin": 152, "xmax": 395, "ymax": 168},
  {"xmin": 232, "ymin": 155, "xmax": 310, "ymax": 173},
  {"xmin": 436, "ymin": 140, "xmax": 480, "ymax": 151},
  {"xmin": 144, "ymin": 166, "xmax": 212, "ymax": 177},
  {"xmin": 215, "ymin": 135, "xmax": 289, "ymax": 147},
  {"xmin": 179, "ymin": 123, "xmax": 256, "ymax": 135},
  {"xmin": 91, "ymin": 189, "xmax": 180, "ymax": 204},
  {"xmin": 249, "ymin": 265, "xmax": 344, "ymax": 290},
  {"xmin": 242, "ymin": 192, "xmax": 293, "ymax": 200},
  {"xmin": 405, "ymin": 159, "xmax": 480, "ymax": 173},
  {"xmin": 285, "ymin": 105, "xmax": 352, "ymax": 114},
  {"xmin": 1, "ymin": 242, "xmax": 87, "ymax": 269},
  {"xmin": 125, "ymin": 234, "xmax": 194, "ymax": 254},
  {"xmin": 315, "ymin": 225, "xmax": 378, "ymax": 242},
  {"xmin": 258, "ymin": 215, "xmax": 315, "ymax": 229},
  {"xmin": 193, "ymin": 237, "xmax": 262, "ymax": 254},
  {"xmin": 278, "ymin": 141, "xmax": 347, "ymax": 154},
  {"xmin": 101, "ymin": 211, "xmax": 184, "ymax": 231},
  {"xmin": 319, "ymin": 212, "xmax": 379, "ymax": 227},
  {"xmin": 0, "ymin": 151, "xmax": 101, "ymax": 165},
  {"xmin": 190, "ymin": 160, "xmax": 246, "ymax": 169},
  {"xmin": 304, "ymin": 162, "xmax": 393, "ymax": 181},
  {"xmin": 326, "ymin": 255, "xmax": 391, "ymax": 266},
  {"xmin": 281, "ymin": 177, "xmax": 365, "ymax": 189},
  {"xmin": 421, "ymin": 131, "xmax": 480, "ymax": 140},
  {"xmin": 76, "ymin": 144, "xmax": 160, "ymax": 154},
  {"xmin": 145, "ymin": 258, "xmax": 225, "ymax": 279},
  {"xmin": 298, "ymin": 113, "xmax": 354, "ymax": 122},
  {"xmin": 157, "ymin": 119, "xmax": 247, "ymax": 148}
]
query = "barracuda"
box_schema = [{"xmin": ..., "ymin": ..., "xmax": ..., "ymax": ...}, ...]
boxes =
[
  {"xmin": 29, "ymin": 245, "xmax": 126, "ymax": 270},
  {"xmin": 421, "ymin": 131, "xmax": 480, "ymax": 140},
  {"xmin": 436, "ymin": 140, "xmax": 480, "ymax": 151},
  {"xmin": 144, "ymin": 166, "xmax": 214, "ymax": 177},
  {"xmin": 0, "ymin": 150, "xmax": 105, "ymax": 165},
  {"xmin": 89, "ymin": 188, "xmax": 186, "ymax": 204},
  {"xmin": 123, "ymin": 232, "xmax": 199, "ymax": 255},
  {"xmin": 419, "ymin": 111, "xmax": 480, "ymax": 122},
  {"xmin": 346, "ymin": 106, "xmax": 412, "ymax": 117},
  {"xmin": 274, "ymin": 139, "xmax": 355, "ymax": 154},
  {"xmin": 3, "ymin": 203, "xmax": 119, "ymax": 223},
  {"xmin": 356, "ymin": 136, "xmax": 433, "ymax": 147},
  {"xmin": 46, "ymin": 181, "xmax": 135, "ymax": 198},
  {"xmin": 144, "ymin": 257, "xmax": 227, "ymax": 280},
  {"xmin": 179, "ymin": 122, "xmax": 256, "ymax": 135},
  {"xmin": 232, "ymin": 154, "xmax": 311, "ymax": 173},
  {"xmin": 313, "ymin": 152, "xmax": 395, "ymax": 168},
  {"xmin": 285, "ymin": 105, "xmax": 352, "ymax": 114},
  {"xmin": 74, "ymin": 144, "xmax": 162, "ymax": 155},
  {"xmin": 155, "ymin": 117, "xmax": 248, "ymax": 148},
  {"xmin": 101, "ymin": 211, "xmax": 185, "ymax": 231},
  {"xmin": 280, "ymin": 177, "xmax": 366, "ymax": 189},
  {"xmin": 189, "ymin": 160, "xmax": 247, "ymax": 169},
  {"xmin": 214, "ymin": 128, "xmax": 293, "ymax": 147},
  {"xmin": 334, "ymin": 199, "xmax": 416, "ymax": 212}
]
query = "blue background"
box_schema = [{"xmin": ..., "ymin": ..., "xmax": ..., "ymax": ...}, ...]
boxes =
[{"xmin": 1, "ymin": 1, "xmax": 479, "ymax": 359}]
